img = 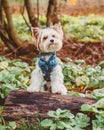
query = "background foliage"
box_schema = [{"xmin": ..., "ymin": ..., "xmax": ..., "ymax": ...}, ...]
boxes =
[
  {"xmin": 12, "ymin": 14, "xmax": 104, "ymax": 43},
  {"xmin": 0, "ymin": 57, "xmax": 33, "ymax": 98},
  {"xmin": 0, "ymin": 57, "xmax": 104, "ymax": 99}
]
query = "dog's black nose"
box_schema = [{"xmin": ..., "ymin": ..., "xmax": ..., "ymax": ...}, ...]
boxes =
[{"xmin": 50, "ymin": 39, "xmax": 54, "ymax": 43}]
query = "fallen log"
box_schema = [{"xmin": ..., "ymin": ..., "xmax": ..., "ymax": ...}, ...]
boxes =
[{"xmin": 3, "ymin": 90, "xmax": 96, "ymax": 121}]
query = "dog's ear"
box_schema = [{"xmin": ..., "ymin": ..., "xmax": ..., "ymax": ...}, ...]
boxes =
[
  {"xmin": 31, "ymin": 27, "xmax": 40, "ymax": 45},
  {"xmin": 50, "ymin": 23, "xmax": 63, "ymax": 39}
]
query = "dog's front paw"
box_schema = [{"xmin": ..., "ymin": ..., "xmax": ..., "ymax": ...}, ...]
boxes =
[
  {"xmin": 27, "ymin": 85, "xmax": 40, "ymax": 92},
  {"xmin": 52, "ymin": 84, "xmax": 67, "ymax": 95},
  {"xmin": 61, "ymin": 88, "xmax": 67, "ymax": 95}
]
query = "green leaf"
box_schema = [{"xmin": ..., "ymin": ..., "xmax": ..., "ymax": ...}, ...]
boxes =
[
  {"xmin": 74, "ymin": 126, "xmax": 84, "ymax": 130},
  {"xmin": 93, "ymin": 98, "xmax": 104, "ymax": 109},
  {"xmin": 92, "ymin": 88, "xmax": 104, "ymax": 99},
  {"xmin": 75, "ymin": 60, "xmax": 86, "ymax": 65},
  {"xmin": 48, "ymin": 110, "xmax": 57, "ymax": 118},
  {"xmin": 68, "ymin": 91, "xmax": 86, "ymax": 97},
  {"xmin": 9, "ymin": 122, "xmax": 16, "ymax": 129},
  {"xmin": 98, "ymin": 76, "xmax": 104, "ymax": 88},
  {"xmin": 50, "ymin": 124, "xmax": 57, "ymax": 130},
  {"xmin": 41, "ymin": 119, "xmax": 53, "ymax": 127},
  {"xmin": 71, "ymin": 113, "xmax": 90, "ymax": 128},
  {"xmin": 76, "ymin": 76, "xmax": 89, "ymax": 86},
  {"xmin": 56, "ymin": 108, "xmax": 62, "ymax": 118},
  {"xmin": 56, "ymin": 109, "xmax": 74, "ymax": 119},
  {"xmin": 81, "ymin": 104, "xmax": 99, "ymax": 113},
  {"xmin": 0, "ymin": 106, "xmax": 3, "ymax": 115},
  {"xmin": 92, "ymin": 114, "xmax": 104, "ymax": 130},
  {"xmin": 99, "ymin": 61, "xmax": 104, "ymax": 68},
  {"xmin": 0, "ymin": 61, "xmax": 8, "ymax": 69},
  {"xmin": 88, "ymin": 77, "xmax": 98, "ymax": 88},
  {"xmin": 57, "ymin": 121, "xmax": 65, "ymax": 129},
  {"xmin": 60, "ymin": 120, "xmax": 73, "ymax": 129}
]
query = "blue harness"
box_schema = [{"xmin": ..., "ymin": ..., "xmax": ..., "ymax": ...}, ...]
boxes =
[{"xmin": 38, "ymin": 52, "xmax": 58, "ymax": 81}]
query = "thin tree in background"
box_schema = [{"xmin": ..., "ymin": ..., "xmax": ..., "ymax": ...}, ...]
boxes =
[
  {"xmin": 2, "ymin": 0, "xmax": 22, "ymax": 46},
  {"xmin": 0, "ymin": 0, "xmax": 39, "ymax": 52},
  {"xmin": 46, "ymin": 0, "xmax": 59, "ymax": 26},
  {"xmin": 24, "ymin": 0, "xmax": 39, "ymax": 27},
  {"xmin": 0, "ymin": 0, "xmax": 22, "ymax": 51}
]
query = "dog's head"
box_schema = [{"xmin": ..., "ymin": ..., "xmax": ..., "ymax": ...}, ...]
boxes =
[{"xmin": 31, "ymin": 23, "xmax": 63, "ymax": 52}]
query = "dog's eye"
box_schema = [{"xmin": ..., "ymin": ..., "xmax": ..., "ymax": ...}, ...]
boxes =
[
  {"xmin": 43, "ymin": 36, "xmax": 48, "ymax": 40},
  {"xmin": 52, "ymin": 35, "xmax": 55, "ymax": 38}
]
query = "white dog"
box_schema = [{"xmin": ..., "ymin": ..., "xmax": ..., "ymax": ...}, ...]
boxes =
[{"xmin": 27, "ymin": 23, "xmax": 67, "ymax": 95}]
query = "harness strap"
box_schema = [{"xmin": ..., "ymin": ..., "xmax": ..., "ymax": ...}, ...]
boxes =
[{"xmin": 38, "ymin": 52, "xmax": 58, "ymax": 81}]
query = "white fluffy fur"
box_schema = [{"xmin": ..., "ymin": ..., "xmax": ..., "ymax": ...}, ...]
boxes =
[
  {"xmin": 27, "ymin": 24, "xmax": 67, "ymax": 95},
  {"xmin": 27, "ymin": 63, "xmax": 67, "ymax": 95}
]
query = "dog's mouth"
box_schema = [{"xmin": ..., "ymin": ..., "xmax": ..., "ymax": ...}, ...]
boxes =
[{"xmin": 48, "ymin": 43, "xmax": 59, "ymax": 50}]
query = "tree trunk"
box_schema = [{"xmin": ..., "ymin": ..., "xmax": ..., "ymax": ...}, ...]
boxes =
[
  {"xmin": 0, "ymin": 0, "xmax": 39, "ymax": 53},
  {"xmin": 0, "ymin": 29, "xmax": 15, "ymax": 51},
  {"xmin": 2, "ymin": 0, "xmax": 22, "ymax": 47},
  {"xmin": 24, "ymin": 0, "xmax": 39, "ymax": 27},
  {"xmin": 46, "ymin": 0, "xmax": 59, "ymax": 26},
  {"xmin": 0, "ymin": 0, "xmax": 2, "ymax": 23},
  {"xmin": 3, "ymin": 90, "xmax": 96, "ymax": 121},
  {"xmin": 0, "ymin": 0, "xmax": 15, "ymax": 51}
]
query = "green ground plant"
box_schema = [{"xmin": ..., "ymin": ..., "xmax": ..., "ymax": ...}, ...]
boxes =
[
  {"xmin": 0, "ymin": 117, "xmax": 16, "ymax": 130},
  {"xmin": 17, "ymin": 118, "xmax": 43, "ymax": 130},
  {"xmin": 41, "ymin": 108, "xmax": 90, "ymax": 130},
  {"xmin": 62, "ymin": 14, "xmax": 104, "ymax": 42},
  {"xmin": 1, "ymin": 14, "xmax": 101, "ymax": 44},
  {"xmin": 0, "ymin": 106, "xmax": 103, "ymax": 130},
  {"xmin": 0, "ymin": 57, "xmax": 104, "ymax": 99},
  {"xmin": 11, "ymin": 14, "xmax": 104, "ymax": 43},
  {"xmin": 13, "ymin": 14, "xmax": 31, "ymax": 41},
  {"xmin": 80, "ymin": 87, "xmax": 104, "ymax": 130},
  {"xmin": 81, "ymin": 104, "xmax": 104, "ymax": 130},
  {"xmin": 62, "ymin": 59, "xmax": 104, "ymax": 90},
  {"xmin": 0, "ymin": 57, "xmax": 33, "ymax": 98},
  {"xmin": 0, "ymin": 109, "xmax": 90, "ymax": 130}
]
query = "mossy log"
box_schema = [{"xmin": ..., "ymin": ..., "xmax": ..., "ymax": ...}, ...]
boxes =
[{"xmin": 3, "ymin": 90, "xmax": 96, "ymax": 121}]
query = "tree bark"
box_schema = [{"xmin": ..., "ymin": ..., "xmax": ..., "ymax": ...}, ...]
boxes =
[
  {"xmin": 0, "ymin": 28, "xmax": 15, "ymax": 51},
  {"xmin": 24, "ymin": 0, "xmax": 39, "ymax": 27},
  {"xmin": 0, "ymin": 0, "xmax": 3, "ymax": 23},
  {"xmin": 3, "ymin": 90, "xmax": 96, "ymax": 121},
  {"xmin": 0, "ymin": 0, "xmax": 39, "ymax": 53},
  {"xmin": 46, "ymin": 0, "xmax": 59, "ymax": 26},
  {"xmin": 2, "ymin": 0, "xmax": 22, "ymax": 47},
  {"xmin": 0, "ymin": 0, "xmax": 15, "ymax": 51}
]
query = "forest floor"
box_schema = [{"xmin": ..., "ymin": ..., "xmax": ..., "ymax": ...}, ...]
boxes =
[{"xmin": 0, "ymin": 40, "xmax": 104, "ymax": 66}]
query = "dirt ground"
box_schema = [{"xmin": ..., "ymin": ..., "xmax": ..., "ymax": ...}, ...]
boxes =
[
  {"xmin": 58, "ymin": 41, "xmax": 104, "ymax": 66},
  {"xmin": 0, "ymin": 41, "xmax": 104, "ymax": 66}
]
